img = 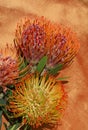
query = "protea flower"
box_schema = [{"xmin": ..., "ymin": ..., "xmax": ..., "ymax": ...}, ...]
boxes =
[
  {"xmin": 15, "ymin": 16, "xmax": 80, "ymax": 70},
  {"xmin": 0, "ymin": 44, "xmax": 19, "ymax": 87},
  {"xmin": 15, "ymin": 17, "xmax": 46, "ymax": 65},
  {"xmin": 0, "ymin": 44, "xmax": 29, "ymax": 88},
  {"xmin": 7, "ymin": 74, "xmax": 67, "ymax": 128}
]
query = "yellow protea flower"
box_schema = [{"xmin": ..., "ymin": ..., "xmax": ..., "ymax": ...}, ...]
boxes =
[
  {"xmin": 7, "ymin": 74, "xmax": 67, "ymax": 128},
  {"xmin": 15, "ymin": 16, "xmax": 80, "ymax": 69}
]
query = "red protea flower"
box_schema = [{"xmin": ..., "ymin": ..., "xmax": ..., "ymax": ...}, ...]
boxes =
[
  {"xmin": 15, "ymin": 17, "xmax": 46, "ymax": 65},
  {"xmin": 15, "ymin": 16, "xmax": 80, "ymax": 70},
  {"xmin": 7, "ymin": 74, "xmax": 67, "ymax": 128},
  {"xmin": 0, "ymin": 44, "xmax": 19, "ymax": 87}
]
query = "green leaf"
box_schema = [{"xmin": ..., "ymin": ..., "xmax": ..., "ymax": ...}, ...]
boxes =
[
  {"xmin": 0, "ymin": 93, "xmax": 4, "ymax": 99},
  {"xmin": 58, "ymin": 76, "xmax": 70, "ymax": 81},
  {"xmin": 2, "ymin": 107, "xmax": 12, "ymax": 119},
  {"xmin": 8, "ymin": 123, "xmax": 20, "ymax": 130},
  {"xmin": 24, "ymin": 125, "xmax": 28, "ymax": 130},
  {"xmin": 6, "ymin": 85, "xmax": 14, "ymax": 89},
  {"xmin": 48, "ymin": 64, "xmax": 63, "ymax": 75},
  {"xmin": 21, "ymin": 124, "xmax": 32, "ymax": 130},
  {"xmin": 0, "ymin": 110, "xmax": 3, "ymax": 128},
  {"xmin": 19, "ymin": 56, "xmax": 29, "ymax": 71},
  {"xmin": 36, "ymin": 56, "xmax": 47, "ymax": 73},
  {"xmin": 0, "ymin": 99, "xmax": 6, "ymax": 106},
  {"xmin": 5, "ymin": 89, "xmax": 12, "ymax": 97}
]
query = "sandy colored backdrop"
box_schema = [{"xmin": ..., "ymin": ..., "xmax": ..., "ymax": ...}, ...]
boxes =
[{"xmin": 0, "ymin": 0, "xmax": 88, "ymax": 130}]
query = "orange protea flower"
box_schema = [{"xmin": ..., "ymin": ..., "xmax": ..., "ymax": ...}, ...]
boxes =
[
  {"xmin": 15, "ymin": 16, "xmax": 80, "ymax": 69},
  {"xmin": 0, "ymin": 44, "xmax": 19, "ymax": 87},
  {"xmin": 7, "ymin": 74, "xmax": 67, "ymax": 128}
]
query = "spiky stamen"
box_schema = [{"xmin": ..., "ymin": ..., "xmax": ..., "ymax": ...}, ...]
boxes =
[{"xmin": 7, "ymin": 74, "xmax": 67, "ymax": 128}]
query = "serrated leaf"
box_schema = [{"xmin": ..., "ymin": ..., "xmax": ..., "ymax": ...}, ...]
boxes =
[
  {"xmin": 49, "ymin": 64, "xmax": 63, "ymax": 75},
  {"xmin": 36, "ymin": 56, "xmax": 47, "ymax": 73},
  {"xmin": 0, "ymin": 110, "xmax": 3, "ymax": 128}
]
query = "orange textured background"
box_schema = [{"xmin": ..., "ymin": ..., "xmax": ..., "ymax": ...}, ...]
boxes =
[{"xmin": 0, "ymin": 0, "xmax": 88, "ymax": 130}]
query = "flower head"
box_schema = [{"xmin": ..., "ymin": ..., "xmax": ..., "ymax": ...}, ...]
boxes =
[
  {"xmin": 0, "ymin": 44, "xmax": 19, "ymax": 87},
  {"xmin": 15, "ymin": 17, "xmax": 46, "ymax": 65},
  {"xmin": 15, "ymin": 16, "xmax": 80, "ymax": 70},
  {"xmin": 7, "ymin": 74, "xmax": 67, "ymax": 128}
]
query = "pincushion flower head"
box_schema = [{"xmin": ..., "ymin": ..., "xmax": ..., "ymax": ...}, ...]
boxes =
[
  {"xmin": 0, "ymin": 44, "xmax": 29, "ymax": 88},
  {"xmin": 7, "ymin": 74, "xmax": 67, "ymax": 128},
  {"xmin": 0, "ymin": 44, "xmax": 19, "ymax": 87},
  {"xmin": 15, "ymin": 16, "xmax": 80, "ymax": 71}
]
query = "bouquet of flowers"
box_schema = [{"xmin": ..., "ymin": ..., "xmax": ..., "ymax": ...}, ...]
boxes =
[{"xmin": 0, "ymin": 16, "xmax": 80, "ymax": 130}]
